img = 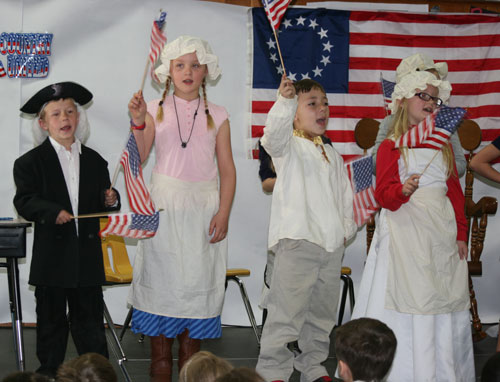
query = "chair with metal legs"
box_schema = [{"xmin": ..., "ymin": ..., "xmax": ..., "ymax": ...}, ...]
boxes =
[
  {"xmin": 337, "ymin": 266, "xmax": 355, "ymax": 326},
  {"xmin": 100, "ymin": 218, "xmax": 133, "ymax": 382},
  {"xmin": 120, "ymin": 268, "xmax": 261, "ymax": 346}
]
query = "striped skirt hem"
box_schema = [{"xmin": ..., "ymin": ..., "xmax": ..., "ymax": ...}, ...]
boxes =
[{"xmin": 131, "ymin": 308, "xmax": 222, "ymax": 339}]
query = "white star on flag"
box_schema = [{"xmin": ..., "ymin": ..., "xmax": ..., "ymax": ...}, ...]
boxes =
[
  {"xmin": 282, "ymin": 18, "xmax": 292, "ymax": 28},
  {"xmin": 312, "ymin": 66, "xmax": 323, "ymax": 77},
  {"xmin": 270, "ymin": 53, "xmax": 278, "ymax": 62},
  {"xmin": 301, "ymin": 72, "xmax": 311, "ymax": 79},
  {"xmin": 309, "ymin": 19, "xmax": 318, "ymax": 29},
  {"xmin": 288, "ymin": 72, "xmax": 297, "ymax": 81},
  {"xmin": 320, "ymin": 55, "xmax": 331, "ymax": 66},
  {"xmin": 296, "ymin": 16, "xmax": 306, "ymax": 25},
  {"xmin": 266, "ymin": 38, "xmax": 276, "ymax": 49},
  {"xmin": 322, "ymin": 41, "xmax": 333, "ymax": 52},
  {"xmin": 318, "ymin": 28, "xmax": 328, "ymax": 39}
]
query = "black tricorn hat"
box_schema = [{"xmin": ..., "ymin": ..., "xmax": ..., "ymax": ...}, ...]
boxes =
[{"xmin": 20, "ymin": 81, "xmax": 93, "ymax": 114}]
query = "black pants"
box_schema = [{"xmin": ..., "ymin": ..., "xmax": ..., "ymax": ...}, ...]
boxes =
[{"xmin": 34, "ymin": 285, "xmax": 108, "ymax": 377}]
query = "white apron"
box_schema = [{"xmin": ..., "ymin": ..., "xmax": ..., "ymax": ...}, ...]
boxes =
[
  {"xmin": 385, "ymin": 186, "xmax": 470, "ymax": 314},
  {"xmin": 128, "ymin": 173, "xmax": 227, "ymax": 319},
  {"xmin": 351, "ymin": 148, "xmax": 475, "ymax": 381}
]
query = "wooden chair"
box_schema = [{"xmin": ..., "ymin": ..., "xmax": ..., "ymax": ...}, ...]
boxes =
[
  {"xmin": 354, "ymin": 118, "xmax": 498, "ymax": 341},
  {"xmin": 354, "ymin": 118, "xmax": 380, "ymax": 253},
  {"xmin": 457, "ymin": 120, "xmax": 498, "ymax": 341}
]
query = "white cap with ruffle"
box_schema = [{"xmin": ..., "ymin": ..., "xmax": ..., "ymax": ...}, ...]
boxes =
[
  {"xmin": 395, "ymin": 53, "xmax": 448, "ymax": 83},
  {"xmin": 388, "ymin": 70, "xmax": 452, "ymax": 113},
  {"xmin": 154, "ymin": 35, "xmax": 221, "ymax": 84}
]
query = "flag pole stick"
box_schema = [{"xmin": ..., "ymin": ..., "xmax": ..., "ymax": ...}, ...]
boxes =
[
  {"xmin": 419, "ymin": 148, "xmax": 442, "ymax": 176},
  {"xmin": 272, "ymin": 29, "xmax": 287, "ymax": 77},
  {"xmin": 110, "ymin": 162, "xmax": 121, "ymax": 190},
  {"xmin": 72, "ymin": 212, "xmax": 114, "ymax": 219},
  {"xmin": 139, "ymin": 57, "xmax": 150, "ymax": 92}
]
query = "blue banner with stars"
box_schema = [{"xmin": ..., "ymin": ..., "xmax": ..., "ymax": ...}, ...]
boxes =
[{"xmin": 252, "ymin": 7, "xmax": 350, "ymax": 93}]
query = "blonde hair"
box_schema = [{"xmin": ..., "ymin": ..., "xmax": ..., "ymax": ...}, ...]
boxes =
[
  {"xmin": 33, "ymin": 100, "xmax": 90, "ymax": 146},
  {"xmin": 388, "ymin": 99, "xmax": 455, "ymax": 178},
  {"xmin": 155, "ymin": 76, "xmax": 215, "ymax": 130},
  {"xmin": 178, "ymin": 351, "xmax": 233, "ymax": 382}
]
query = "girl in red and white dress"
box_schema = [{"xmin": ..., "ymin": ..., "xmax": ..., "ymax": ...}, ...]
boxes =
[{"xmin": 352, "ymin": 68, "xmax": 474, "ymax": 381}]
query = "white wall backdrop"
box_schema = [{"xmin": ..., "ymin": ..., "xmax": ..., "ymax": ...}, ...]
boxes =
[{"xmin": 0, "ymin": 0, "xmax": 499, "ymax": 330}]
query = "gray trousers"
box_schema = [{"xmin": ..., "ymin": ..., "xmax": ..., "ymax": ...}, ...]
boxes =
[{"xmin": 256, "ymin": 239, "xmax": 343, "ymax": 382}]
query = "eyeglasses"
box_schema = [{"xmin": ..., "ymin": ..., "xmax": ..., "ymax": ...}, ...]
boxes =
[{"xmin": 415, "ymin": 92, "xmax": 443, "ymax": 107}]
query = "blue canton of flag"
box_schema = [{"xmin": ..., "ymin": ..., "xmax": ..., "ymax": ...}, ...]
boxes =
[
  {"xmin": 435, "ymin": 105, "xmax": 467, "ymax": 134},
  {"xmin": 380, "ymin": 77, "xmax": 395, "ymax": 113},
  {"xmin": 352, "ymin": 156, "xmax": 372, "ymax": 192},
  {"xmin": 155, "ymin": 11, "xmax": 167, "ymax": 29},
  {"xmin": 252, "ymin": 7, "xmax": 349, "ymax": 93},
  {"xmin": 131, "ymin": 212, "xmax": 160, "ymax": 233}
]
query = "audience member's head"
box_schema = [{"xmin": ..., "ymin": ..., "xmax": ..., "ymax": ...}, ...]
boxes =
[
  {"xmin": 56, "ymin": 353, "xmax": 117, "ymax": 382},
  {"xmin": 178, "ymin": 351, "xmax": 233, "ymax": 382},
  {"xmin": 335, "ymin": 317, "xmax": 397, "ymax": 382},
  {"xmin": 2, "ymin": 372, "xmax": 50, "ymax": 382},
  {"xmin": 215, "ymin": 367, "xmax": 265, "ymax": 382},
  {"xmin": 481, "ymin": 352, "xmax": 500, "ymax": 382}
]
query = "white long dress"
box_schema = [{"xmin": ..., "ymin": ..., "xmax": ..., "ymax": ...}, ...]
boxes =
[{"xmin": 352, "ymin": 143, "xmax": 475, "ymax": 382}]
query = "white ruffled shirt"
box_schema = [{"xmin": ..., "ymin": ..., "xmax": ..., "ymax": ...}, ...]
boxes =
[{"xmin": 261, "ymin": 95, "xmax": 356, "ymax": 253}]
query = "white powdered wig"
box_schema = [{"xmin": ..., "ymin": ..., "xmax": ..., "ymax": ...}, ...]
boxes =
[{"xmin": 32, "ymin": 102, "xmax": 90, "ymax": 146}]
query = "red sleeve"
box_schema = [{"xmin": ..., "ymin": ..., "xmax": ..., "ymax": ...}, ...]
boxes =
[
  {"xmin": 446, "ymin": 155, "xmax": 467, "ymax": 241},
  {"xmin": 375, "ymin": 139, "xmax": 410, "ymax": 211}
]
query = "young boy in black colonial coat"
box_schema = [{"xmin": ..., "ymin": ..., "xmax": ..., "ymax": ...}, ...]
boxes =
[{"xmin": 13, "ymin": 82, "xmax": 120, "ymax": 377}]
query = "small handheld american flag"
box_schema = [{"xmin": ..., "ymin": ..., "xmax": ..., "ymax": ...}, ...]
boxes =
[
  {"xmin": 120, "ymin": 132, "xmax": 156, "ymax": 216},
  {"xmin": 149, "ymin": 11, "xmax": 167, "ymax": 83},
  {"xmin": 345, "ymin": 155, "xmax": 379, "ymax": 227},
  {"xmin": 394, "ymin": 105, "xmax": 466, "ymax": 150},
  {"xmin": 100, "ymin": 211, "xmax": 160, "ymax": 239},
  {"xmin": 261, "ymin": 0, "xmax": 292, "ymax": 30},
  {"xmin": 380, "ymin": 76, "xmax": 395, "ymax": 115}
]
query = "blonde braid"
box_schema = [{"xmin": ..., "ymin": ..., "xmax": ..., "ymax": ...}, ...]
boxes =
[
  {"xmin": 202, "ymin": 79, "xmax": 215, "ymax": 130},
  {"xmin": 156, "ymin": 77, "xmax": 171, "ymax": 122}
]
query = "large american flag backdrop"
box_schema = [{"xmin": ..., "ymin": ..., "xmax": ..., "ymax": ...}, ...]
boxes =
[{"xmin": 249, "ymin": 7, "xmax": 500, "ymax": 160}]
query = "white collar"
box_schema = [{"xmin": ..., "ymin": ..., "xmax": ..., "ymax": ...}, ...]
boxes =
[{"xmin": 48, "ymin": 136, "xmax": 82, "ymax": 154}]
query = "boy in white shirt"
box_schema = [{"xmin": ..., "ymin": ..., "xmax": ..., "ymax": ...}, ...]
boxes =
[{"xmin": 256, "ymin": 75, "xmax": 357, "ymax": 382}]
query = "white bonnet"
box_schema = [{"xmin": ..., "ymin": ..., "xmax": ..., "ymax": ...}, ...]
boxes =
[
  {"xmin": 154, "ymin": 35, "xmax": 221, "ymax": 84},
  {"xmin": 395, "ymin": 53, "xmax": 448, "ymax": 83},
  {"xmin": 388, "ymin": 71, "xmax": 452, "ymax": 113},
  {"xmin": 32, "ymin": 103, "xmax": 90, "ymax": 146}
]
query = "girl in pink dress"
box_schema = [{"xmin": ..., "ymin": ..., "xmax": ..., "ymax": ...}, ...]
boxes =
[{"xmin": 127, "ymin": 35, "xmax": 236, "ymax": 382}]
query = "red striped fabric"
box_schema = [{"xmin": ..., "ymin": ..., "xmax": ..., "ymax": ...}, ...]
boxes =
[
  {"xmin": 120, "ymin": 133, "xmax": 156, "ymax": 216},
  {"xmin": 249, "ymin": 9, "xmax": 500, "ymax": 160},
  {"xmin": 99, "ymin": 212, "xmax": 159, "ymax": 239},
  {"xmin": 262, "ymin": 0, "xmax": 292, "ymax": 30},
  {"xmin": 149, "ymin": 12, "xmax": 167, "ymax": 83}
]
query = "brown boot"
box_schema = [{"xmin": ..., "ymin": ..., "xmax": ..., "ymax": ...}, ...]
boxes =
[
  {"xmin": 150, "ymin": 335, "xmax": 174, "ymax": 382},
  {"xmin": 177, "ymin": 329, "xmax": 201, "ymax": 373}
]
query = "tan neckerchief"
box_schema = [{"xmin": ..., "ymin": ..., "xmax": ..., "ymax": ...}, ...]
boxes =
[{"xmin": 293, "ymin": 129, "xmax": 330, "ymax": 163}]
